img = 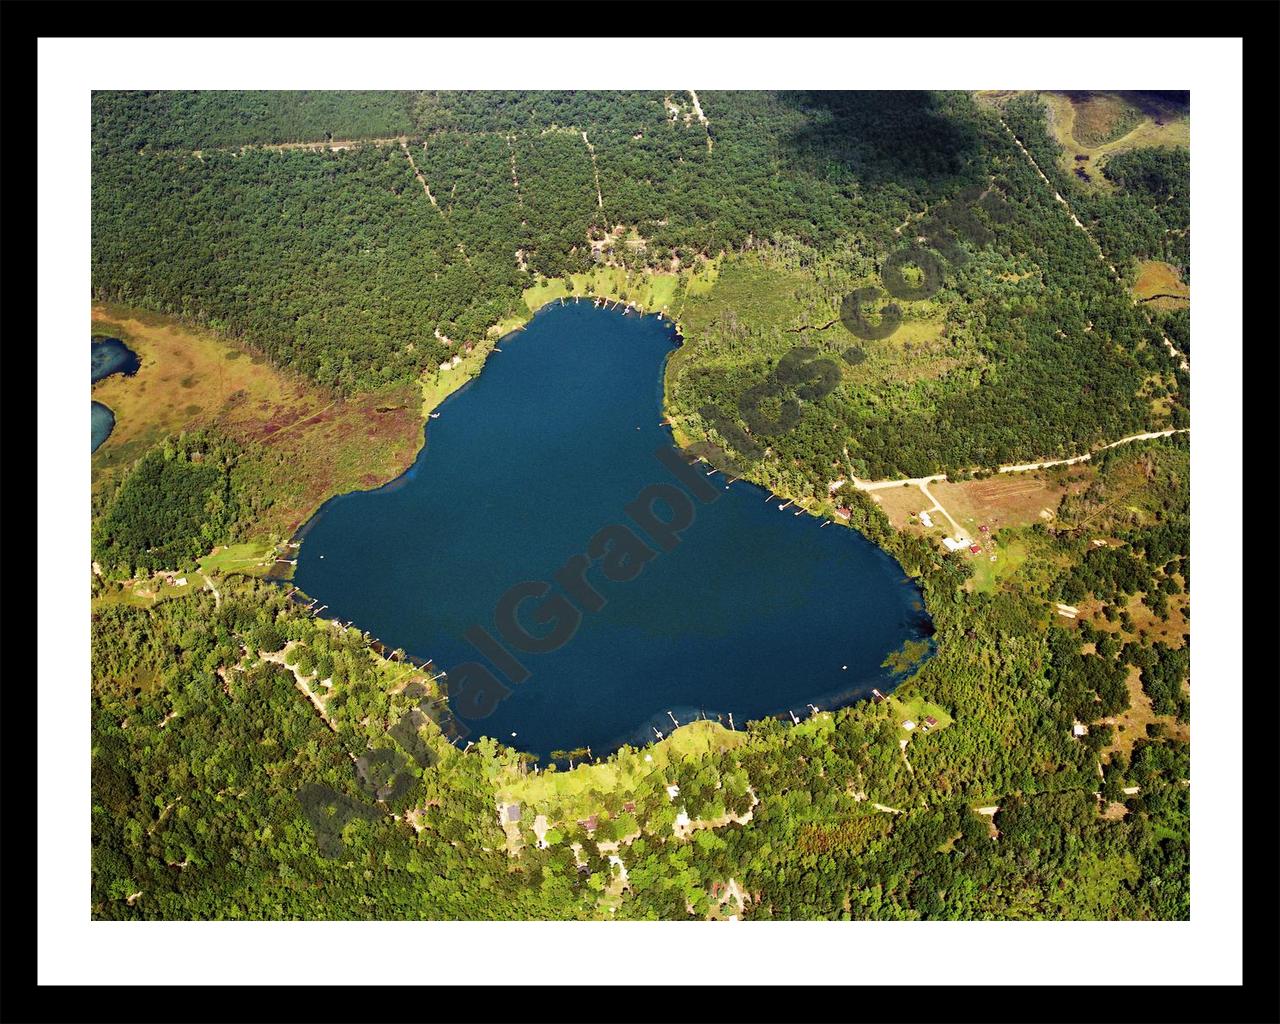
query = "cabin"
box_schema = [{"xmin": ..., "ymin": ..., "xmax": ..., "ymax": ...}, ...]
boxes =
[
  {"xmin": 902, "ymin": 720, "xmax": 917, "ymax": 731},
  {"xmin": 942, "ymin": 536, "xmax": 967, "ymax": 552},
  {"xmin": 577, "ymin": 814, "xmax": 599, "ymax": 832},
  {"xmin": 623, "ymin": 801, "xmax": 636, "ymax": 813},
  {"xmin": 1072, "ymin": 721, "xmax": 1089, "ymax": 737},
  {"xmin": 918, "ymin": 511, "xmax": 934, "ymax": 528},
  {"xmin": 969, "ymin": 544, "xmax": 982, "ymax": 555},
  {"xmin": 505, "ymin": 802, "xmax": 521, "ymax": 823},
  {"xmin": 922, "ymin": 715, "xmax": 939, "ymax": 729},
  {"xmin": 834, "ymin": 506, "xmax": 851, "ymax": 520}
]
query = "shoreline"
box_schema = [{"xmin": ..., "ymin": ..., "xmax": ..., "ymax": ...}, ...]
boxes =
[{"xmin": 280, "ymin": 299, "xmax": 937, "ymax": 765}]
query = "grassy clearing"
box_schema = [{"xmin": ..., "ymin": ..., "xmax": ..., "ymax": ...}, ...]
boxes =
[
  {"xmin": 1098, "ymin": 666, "xmax": 1190, "ymax": 764},
  {"xmin": 1132, "ymin": 260, "xmax": 1190, "ymax": 309},
  {"xmin": 966, "ymin": 536, "xmax": 1028, "ymax": 595},
  {"xmin": 1038, "ymin": 91, "xmax": 1189, "ymax": 190},
  {"xmin": 886, "ymin": 694, "xmax": 952, "ymax": 734},
  {"xmin": 91, "ymin": 305, "xmax": 426, "ymax": 540},
  {"xmin": 419, "ymin": 333, "xmax": 500, "ymax": 418},
  {"xmin": 494, "ymin": 719, "xmax": 744, "ymax": 818},
  {"xmin": 932, "ymin": 469, "xmax": 1091, "ymax": 534},
  {"xmin": 521, "ymin": 258, "xmax": 720, "ymax": 325},
  {"xmin": 197, "ymin": 540, "xmax": 277, "ymax": 578}
]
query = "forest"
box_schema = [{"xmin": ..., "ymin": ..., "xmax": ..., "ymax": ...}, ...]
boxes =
[{"xmin": 89, "ymin": 91, "xmax": 1191, "ymax": 922}]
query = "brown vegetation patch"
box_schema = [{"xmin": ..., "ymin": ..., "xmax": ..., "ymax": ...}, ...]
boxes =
[{"xmin": 91, "ymin": 304, "xmax": 425, "ymax": 538}]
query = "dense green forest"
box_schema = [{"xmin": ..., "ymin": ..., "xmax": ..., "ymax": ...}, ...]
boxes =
[
  {"xmin": 1001, "ymin": 93, "xmax": 1191, "ymax": 281},
  {"xmin": 93, "ymin": 90, "xmax": 1188, "ymax": 475},
  {"xmin": 90, "ymin": 91, "xmax": 1190, "ymax": 921},
  {"xmin": 92, "ymin": 430, "xmax": 265, "ymax": 576},
  {"xmin": 91, "ymin": 436, "xmax": 1189, "ymax": 920}
]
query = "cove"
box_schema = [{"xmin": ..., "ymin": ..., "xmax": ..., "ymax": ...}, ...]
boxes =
[
  {"xmin": 293, "ymin": 302, "xmax": 933, "ymax": 760},
  {"xmin": 92, "ymin": 335, "xmax": 140, "ymax": 451}
]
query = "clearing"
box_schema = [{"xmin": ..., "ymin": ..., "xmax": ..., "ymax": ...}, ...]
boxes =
[
  {"xmin": 1037, "ymin": 91, "xmax": 1189, "ymax": 191},
  {"xmin": 1132, "ymin": 260, "xmax": 1190, "ymax": 310}
]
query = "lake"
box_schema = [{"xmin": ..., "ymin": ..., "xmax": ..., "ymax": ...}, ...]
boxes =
[
  {"xmin": 293, "ymin": 302, "xmax": 933, "ymax": 760},
  {"xmin": 92, "ymin": 335, "xmax": 140, "ymax": 451}
]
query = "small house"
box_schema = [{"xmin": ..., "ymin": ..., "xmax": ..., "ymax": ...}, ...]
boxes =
[
  {"xmin": 923, "ymin": 715, "xmax": 939, "ymax": 729},
  {"xmin": 919, "ymin": 511, "xmax": 934, "ymax": 528},
  {"xmin": 623, "ymin": 801, "xmax": 636, "ymax": 813},
  {"xmin": 506, "ymin": 802, "xmax": 521, "ymax": 823},
  {"xmin": 1072, "ymin": 721, "xmax": 1088, "ymax": 737},
  {"xmin": 577, "ymin": 814, "xmax": 599, "ymax": 832},
  {"xmin": 902, "ymin": 720, "xmax": 917, "ymax": 731},
  {"xmin": 969, "ymin": 544, "xmax": 982, "ymax": 555}
]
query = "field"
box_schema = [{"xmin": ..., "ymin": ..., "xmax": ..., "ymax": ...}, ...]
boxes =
[
  {"xmin": 1037, "ymin": 91, "xmax": 1190, "ymax": 190},
  {"xmin": 965, "ymin": 536, "xmax": 1029, "ymax": 595},
  {"xmin": 1132, "ymin": 260, "xmax": 1190, "ymax": 310},
  {"xmin": 91, "ymin": 305, "xmax": 426, "ymax": 540}
]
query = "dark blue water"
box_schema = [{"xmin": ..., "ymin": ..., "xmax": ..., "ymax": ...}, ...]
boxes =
[
  {"xmin": 92, "ymin": 336, "xmax": 140, "ymax": 451},
  {"xmin": 294, "ymin": 303, "xmax": 932, "ymax": 760}
]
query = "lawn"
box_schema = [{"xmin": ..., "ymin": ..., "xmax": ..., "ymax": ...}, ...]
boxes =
[
  {"xmin": 198, "ymin": 540, "xmax": 278, "ymax": 578},
  {"xmin": 886, "ymin": 693, "xmax": 953, "ymax": 734},
  {"xmin": 966, "ymin": 535, "xmax": 1028, "ymax": 595}
]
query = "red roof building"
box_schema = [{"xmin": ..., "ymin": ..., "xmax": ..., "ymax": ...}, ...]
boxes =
[{"xmin": 969, "ymin": 544, "xmax": 982, "ymax": 554}]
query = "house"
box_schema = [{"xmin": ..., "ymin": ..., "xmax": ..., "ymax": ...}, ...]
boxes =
[
  {"xmin": 665, "ymin": 784, "xmax": 681, "ymax": 801},
  {"xmin": 923, "ymin": 715, "xmax": 939, "ymax": 729},
  {"xmin": 623, "ymin": 801, "xmax": 636, "ymax": 813},
  {"xmin": 918, "ymin": 511, "xmax": 934, "ymax": 528},
  {"xmin": 969, "ymin": 544, "xmax": 982, "ymax": 555},
  {"xmin": 942, "ymin": 536, "xmax": 967, "ymax": 552},
  {"xmin": 577, "ymin": 814, "xmax": 599, "ymax": 832},
  {"xmin": 1072, "ymin": 721, "xmax": 1088, "ymax": 737},
  {"xmin": 834, "ymin": 506, "xmax": 851, "ymax": 520},
  {"xmin": 506, "ymin": 802, "xmax": 521, "ymax": 823},
  {"xmin": 902, "ymin": 720, "xmax": 917, "ymax": 731}
]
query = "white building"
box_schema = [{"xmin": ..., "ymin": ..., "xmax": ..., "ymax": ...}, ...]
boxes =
[{"xmin": 919, "ymin": 510, "xmax": 934, "ymax": 528}]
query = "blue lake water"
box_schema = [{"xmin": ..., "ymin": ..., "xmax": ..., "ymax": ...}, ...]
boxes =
[
  {"xmin": 92, "ymin": 335, "xmax": 140, "ymax": 451},
  {"xmin": 294, "ymin": 303, "xmax": 932, "ymax": 760}
]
